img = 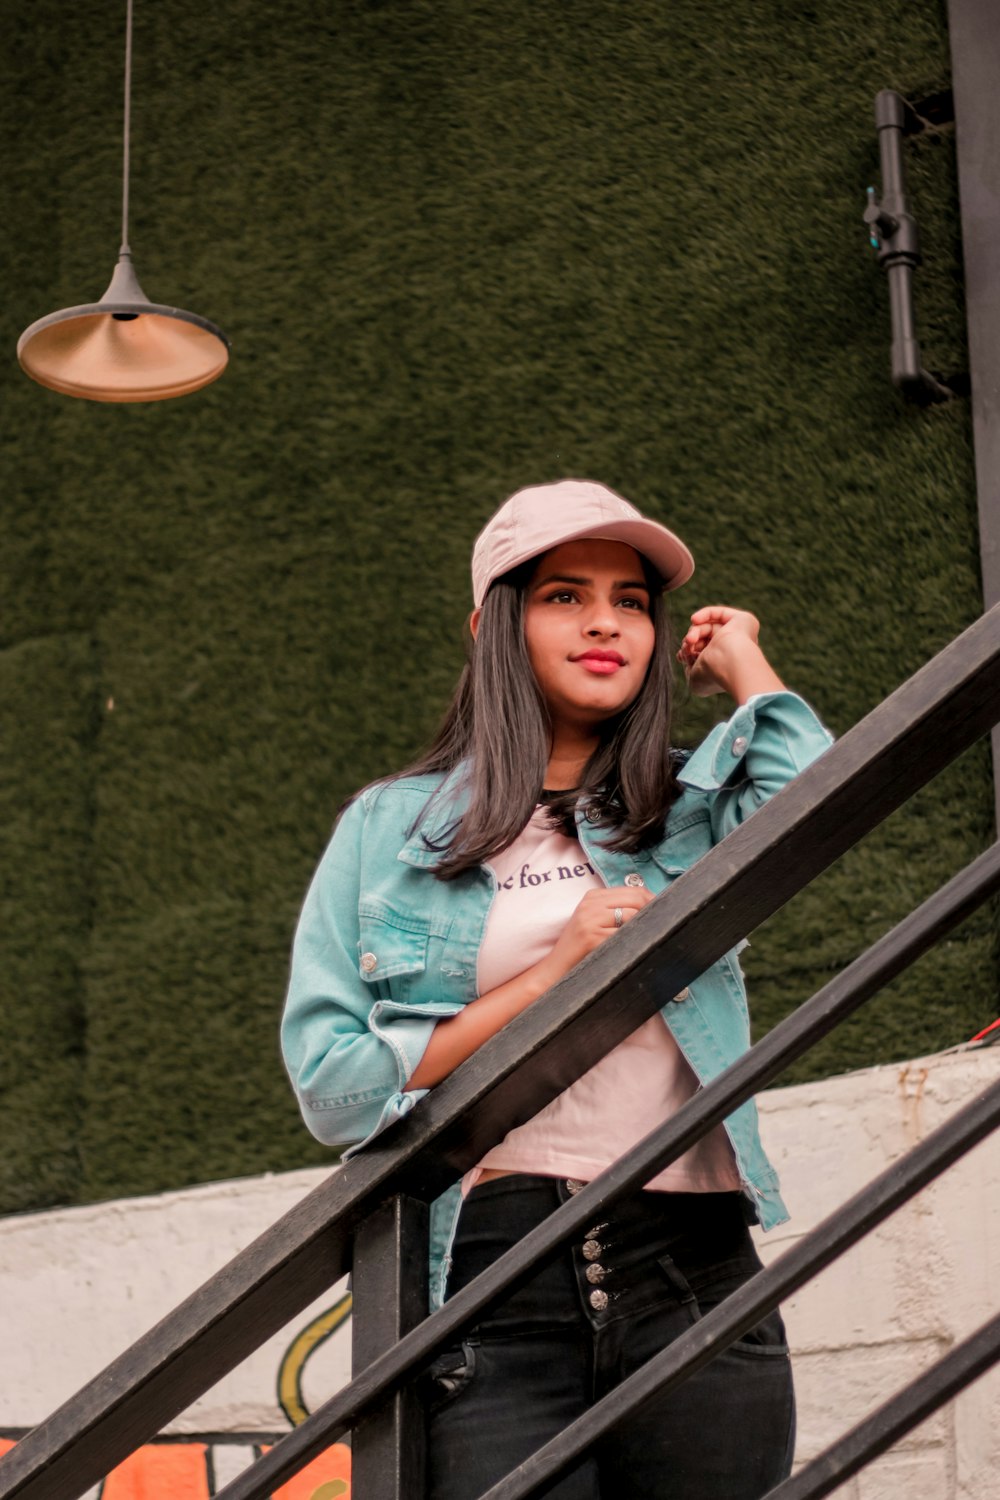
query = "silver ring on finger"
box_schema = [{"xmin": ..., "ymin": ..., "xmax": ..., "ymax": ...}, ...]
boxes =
[{"xmin": 613, "ymin": 907, "xmax": 624, "ymax": 929}]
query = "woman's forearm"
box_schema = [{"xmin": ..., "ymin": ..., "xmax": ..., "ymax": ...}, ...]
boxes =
[
  {"xmin": 405, "ymin": 959, "xmax": 557, "ymax": 1090},
  {"xmin": 707, "ymin": 632, "xmax": 785, "ymax": 703},
  {"xmin": 405, "ymin": 883, "xmax": 654, "ymax": 1090}
]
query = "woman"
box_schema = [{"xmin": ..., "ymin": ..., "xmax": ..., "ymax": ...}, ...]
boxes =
[{"xmin": 282, "ymin": 478, "xmax": 832, "ymax": 1499}]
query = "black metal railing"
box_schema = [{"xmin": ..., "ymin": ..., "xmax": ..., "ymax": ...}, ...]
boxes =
[{"xmin": 1, "ymin": 601, "xmax": 1000, "ymax": 1500}]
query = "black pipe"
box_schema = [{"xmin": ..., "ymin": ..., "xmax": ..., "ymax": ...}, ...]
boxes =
[{"xmin": 864, "ymin": 89, "xmax": 953, "ymax": 403}]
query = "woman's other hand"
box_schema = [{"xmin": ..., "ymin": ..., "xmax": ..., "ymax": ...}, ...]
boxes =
[
  {"xmin": 406, "ymin": 884, "xmax": 653, "ymax": 1090},
  {"xmin": 534, "ymin": 884, "xmax": 655, "ymax": 990},
  {"xmin": 677, "ymin": 606, "xmax": 785, "ymax": 702}
]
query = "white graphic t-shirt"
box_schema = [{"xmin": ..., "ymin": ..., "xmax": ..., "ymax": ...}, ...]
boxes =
[{"xmin": 467, "ymin": 805, "xmax": 740, "ymax": 1194}]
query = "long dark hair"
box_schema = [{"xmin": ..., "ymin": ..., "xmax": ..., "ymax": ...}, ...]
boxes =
[{"xmin": 396, "ymin": 555, "xmax": 681, "ymax": 879}]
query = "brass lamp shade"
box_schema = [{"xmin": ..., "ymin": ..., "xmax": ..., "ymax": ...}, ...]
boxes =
[{"xmin": 17, "ymin": 253, "xmax": 230, "ymax": 403}]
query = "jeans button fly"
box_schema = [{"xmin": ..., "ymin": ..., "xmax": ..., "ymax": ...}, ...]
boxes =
[
  {"xmin": 582, "ymin": 1239, "xmax": 603, "ymax": 1261},
  {"xmin": 589, "ymin": 1289, "xmax": 609, "ymax": 1311},
  {"xmin": 585, "ymin": 1263, "xmax": 607, "ymax": 1284}
]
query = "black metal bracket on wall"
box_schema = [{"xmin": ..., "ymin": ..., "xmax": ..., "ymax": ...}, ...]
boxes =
[{"xmin": 864, "ymin": 89, "xmax": 954, "ymax": 405}]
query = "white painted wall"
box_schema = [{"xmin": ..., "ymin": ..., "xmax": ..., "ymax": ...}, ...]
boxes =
[
  {"xmin": 0, "ymin": 1043, "xmax": 997, "ymax": 1496},
  {"xmin": 756, "ymin": 1044, "xmax": 1000, "ymax": 1499},
  {"xmin": 0, "ymin": 1167, "xmax": 353, "ymax": 1438}
]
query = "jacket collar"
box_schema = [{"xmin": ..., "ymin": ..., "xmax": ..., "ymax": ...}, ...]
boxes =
[{"xmin": 397, "ymin": 763, "xmax": 472, "ymax": 868}]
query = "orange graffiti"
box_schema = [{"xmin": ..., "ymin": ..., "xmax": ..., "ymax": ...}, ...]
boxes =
[
  {"xmin": 0, "ymin": 1439, "xmax": 352, "ymax": 1499},
  {"xmin": 101, "ymin": 1443, "xmax": 210, "ymax": 1500},
  {"xmin": 263, "ymin": 1441, "xmax": 352, "ymax": 1499},
  {"xmin": 0, "ymin": 1441, "xmax": 214, "ymax": 1499}
]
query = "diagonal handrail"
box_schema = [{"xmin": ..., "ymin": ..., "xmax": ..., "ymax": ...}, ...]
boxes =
[
  {"xmin": 208, "ymin": 839, "xmax": 1000, "ymax": 1500},
  {"xmin": 476, "ymin": 1073, "xmax": 1000, "ymax": 1500},
  {"xmin": 1, "ymin": 603, "xmax": 999, "ymax": 1500}
]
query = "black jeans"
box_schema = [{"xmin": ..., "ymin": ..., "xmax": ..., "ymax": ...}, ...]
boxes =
[{"xmin": 424, "ymin": 1176, "xmax": 795, "ymax": 1500}]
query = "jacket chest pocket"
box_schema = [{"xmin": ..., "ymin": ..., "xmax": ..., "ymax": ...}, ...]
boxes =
[
  {"xmin": 357, "ymin": 898, "xmax": 429, "ymax": 996},
  {"xmin": 650, "ymin": 813, "xmax": 713, "ymax": 878}
]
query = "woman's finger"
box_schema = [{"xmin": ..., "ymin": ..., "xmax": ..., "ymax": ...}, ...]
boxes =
[
  {"xmin": 603, "ymin": 889, "xmax": 653, "ymax": 918},
  {"xmin": 688, "ymin": 605, "xmax": 760, "ymax": 638},
  {"xmin": 609, "ymin": 898, "xmax": 653, "ymax": 928},
  {"xmin": 688, "ymin": 604, "xmax": 738, "ymax": 624}
]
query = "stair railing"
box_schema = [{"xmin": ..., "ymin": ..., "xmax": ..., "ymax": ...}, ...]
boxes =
[{"xmin": 2, "ymin": 603, "xmax": 1000, "ymax": 1500}]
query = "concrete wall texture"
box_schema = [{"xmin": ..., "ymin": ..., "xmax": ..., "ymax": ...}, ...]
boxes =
[
  {"xmin": 761, "ymin": 1045, "xmax": 1000, "ymax": 1498},
  {"xmin": 1, "ymin": 1043, "xmax": 997, "ymax": 1497}
]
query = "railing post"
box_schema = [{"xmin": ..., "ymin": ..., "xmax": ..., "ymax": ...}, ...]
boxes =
[
  {"xmin": 950, "ymin": 0, "xmax": 1000, "ymax": 833},
  {"xmin": 351, "ymin": 1193, "xmax": 429, "ymax": 1499}
]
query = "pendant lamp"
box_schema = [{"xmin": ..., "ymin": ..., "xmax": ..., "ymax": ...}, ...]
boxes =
[{"xmin": 17, "ymin": 0, "xmax": 230, "ymax": 402}]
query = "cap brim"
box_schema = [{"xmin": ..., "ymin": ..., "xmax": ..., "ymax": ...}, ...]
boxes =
[
  {"xmin": 486, "ymin": 519, "xmax": 693, "ymax": 603},
  {"xmin": 559, "ymin": 519, "xmax": 694, "ymax": 591}
]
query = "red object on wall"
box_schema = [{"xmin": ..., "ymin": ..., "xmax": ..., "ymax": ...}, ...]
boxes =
[
  {"xmin": 101, "ymin": 1443, "xmax": 210, "ymax": 1500},
  {"xmin": 264, "ymin": 1441, "xmax": 353, "ymax": 1499},
  {"xmin": 0, "ymin": 1437, "xmax": 352, "ymax": 1498}
]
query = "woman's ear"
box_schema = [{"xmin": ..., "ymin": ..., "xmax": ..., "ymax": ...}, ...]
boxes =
[{"xmin": 469, "ymin": 608, "xmax": 481, "ymax": 641}]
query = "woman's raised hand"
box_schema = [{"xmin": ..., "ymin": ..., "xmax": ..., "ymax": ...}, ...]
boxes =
[
  {"xmin": 535, "ymin": 884, "xmax": 655, "ymax": 990},
  {"xmin": 677, "ymin": 606, "xmax": 784, "ymax": 702}
]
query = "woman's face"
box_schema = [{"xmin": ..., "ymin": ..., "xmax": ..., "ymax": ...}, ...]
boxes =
[{"xmin": 521, "ymin": 538, "xmax": 656, "ymax": 735}]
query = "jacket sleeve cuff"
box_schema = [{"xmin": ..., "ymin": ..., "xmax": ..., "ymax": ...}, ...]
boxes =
[
  {"xmin": 677, "ymin": 691, "xmax": 832, "ymax": 792},
  {"xmin": 341, "ymin": 1088, "xmax": 427, "ymax": 1160},
  {"xmin": 368, "ymin": 1006, "xmax": 440, "ymax": 1089}
]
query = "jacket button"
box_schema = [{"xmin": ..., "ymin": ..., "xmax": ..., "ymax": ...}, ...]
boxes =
[
  {"xmin": 360, "ymin": 952, "xmax": 378, "ymax": 973},
  {"xmin": 673, "ymin": 986, "xmax": 690, "ymax": 1002},
  {"xmin": 585, "ymin": 805, "xmax": 601, "ymax": 823},
  {"xmin": 589, "ymin": 1289, "xmax": 609, "ymax": 1311},
  {"xmin": 624, "ymin": 872, "xmax": 644, "ymax": 888},
  {"xmin": 732, "ymin": 735, "xmax": 748, "ymax": 756}
]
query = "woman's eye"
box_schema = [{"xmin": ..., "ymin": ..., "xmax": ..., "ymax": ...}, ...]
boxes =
[
  {"xmin": 547, "ymin": 590, "xmax": 578, "ymax": 604},
  {"xmin": 618, "ymin": 596, "xmax": 648, "ymax": 611}
]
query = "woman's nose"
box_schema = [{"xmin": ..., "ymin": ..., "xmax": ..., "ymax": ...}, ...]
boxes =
[{"xmin": 585, "ymin": 606, "xmax": 619, "ymax": 637}]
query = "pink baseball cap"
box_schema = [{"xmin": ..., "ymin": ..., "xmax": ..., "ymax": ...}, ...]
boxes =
[{"xmin": 471, "ymin": 479, "xmax": 694, "ymax": 607}]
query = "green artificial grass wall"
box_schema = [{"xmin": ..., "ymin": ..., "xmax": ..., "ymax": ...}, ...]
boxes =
[
  {"xmin": 0, "ymin": 634, "xmax": 95, "ymax": 1208},
  {"xmin": 1, "ymin": 0, "xmax": 994, "ymax": 1210}
]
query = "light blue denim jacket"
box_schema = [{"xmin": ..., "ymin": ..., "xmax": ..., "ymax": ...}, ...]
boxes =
[{"xmin": 282, "ymin": 691, "xmax": 833, "ymax": 1310}]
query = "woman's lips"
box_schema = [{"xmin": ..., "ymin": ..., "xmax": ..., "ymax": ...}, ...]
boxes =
[{"xmin": 572, "ymin": 650, "xmax": 625, "ymax": 675}]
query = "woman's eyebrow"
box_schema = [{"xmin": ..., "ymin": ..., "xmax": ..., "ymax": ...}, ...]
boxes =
[
  {"xmin": 532, "ymin": 572, "xmax": 591, "ymax": 589},
  {"xmin": 532, "ymin": 573, "xmax": 650, "ymax": 592}
]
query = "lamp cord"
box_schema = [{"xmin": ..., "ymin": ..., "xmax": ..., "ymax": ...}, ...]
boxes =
[{"xmin": 121, "ymin": 0, "xmax": 132, "ymax": 254}]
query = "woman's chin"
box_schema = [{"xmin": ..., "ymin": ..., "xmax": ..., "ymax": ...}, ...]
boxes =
[{"xmin": 555, "ymin": 691, "xmax": 640, "ymax": 731}]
